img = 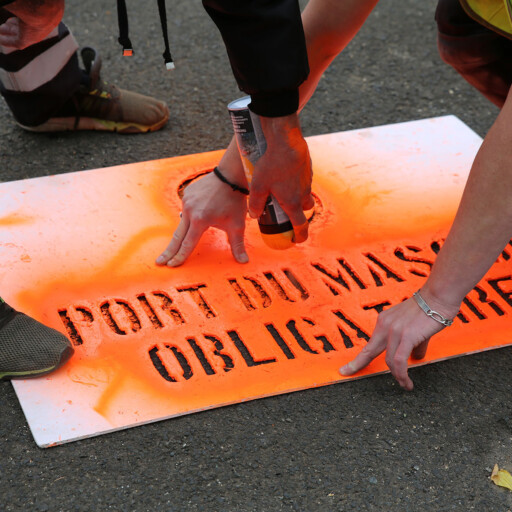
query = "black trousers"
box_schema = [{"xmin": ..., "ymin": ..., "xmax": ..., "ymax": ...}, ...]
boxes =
[{"xmin": 436, "ymin": 0, "xmax": 512, "ymax": 107}]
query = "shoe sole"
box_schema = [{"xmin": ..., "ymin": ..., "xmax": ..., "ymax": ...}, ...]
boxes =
[
  {"xmin": 0, "ymin": 344, "xmax": 74, "ymax": 381},
  {"xmin": 17, "ymin": 111, "xmax": 169, "ymax": 134}
]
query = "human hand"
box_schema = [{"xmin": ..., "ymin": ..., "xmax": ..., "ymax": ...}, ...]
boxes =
[
  {"xmin": 0, "ymin": 0, "xmax": 64, "ymax": 50},
  {"xmin": 0, "ymin": 17, "xmax": 22, "ymax": 48},
  {"xmin": 156, "ymin": 168, "xmax": 249, "ymax": 268},
  {"xmin": 249, "ymin": 113, "xmax": 314, "ymax": 243},
  {"xmin": 339, "ymin": 290, "xmax": 460, "ymax": 390}
]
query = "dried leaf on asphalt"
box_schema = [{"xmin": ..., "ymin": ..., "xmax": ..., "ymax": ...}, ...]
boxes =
[{"xmin": 491, "ymin": 464, "xmax": 512, "ymax": 491}]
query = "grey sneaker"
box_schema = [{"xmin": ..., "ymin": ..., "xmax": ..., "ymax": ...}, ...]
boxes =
[{"xmin": 0, "ymin": 298, "xmax": 74, "ymax": 380}]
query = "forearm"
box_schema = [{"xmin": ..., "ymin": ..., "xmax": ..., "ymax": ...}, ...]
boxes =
[
  {"xmin": 221, "ymin": 0, "xmax": 379, "ymax": 195},
  {"xmin": 217, "ymin": 138, "xmax": 248, "ymax": 186},
  {"xmin": 299, "ymin": 0, "xmax": 379, "ymax": 110},
  {"xmin": 257, "ymin": 0, "xmax": 379, "ymax": 155},
  {"xmin": 424, "ymin": 91, "xmax": 512, "ymax": 309}
]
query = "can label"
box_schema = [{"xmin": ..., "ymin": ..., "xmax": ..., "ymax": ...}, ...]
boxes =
[
  {"xmin": 258, "ymin": 196, "xmax": 293, "ymax": 233},
  {"xmin": 228, "ymin": 97, "xmax": 265, "ymax": 182}
]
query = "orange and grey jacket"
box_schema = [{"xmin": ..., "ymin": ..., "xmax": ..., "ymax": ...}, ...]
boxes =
[
  {"xmin": 0, "ymin": 0, "xmax": 310, "ymax": 120},
  {"xmin": 0, "ymin": 4, "xmax": 82, "ymax": 127}
]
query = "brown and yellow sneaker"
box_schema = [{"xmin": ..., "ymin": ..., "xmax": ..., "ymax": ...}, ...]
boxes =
[{"xmin": 18, "ymin": 47, "xmax": 169, "ymax": 134}]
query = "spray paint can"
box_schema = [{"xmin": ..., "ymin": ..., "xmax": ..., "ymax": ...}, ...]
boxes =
[{"xmin": 228, "ymin": 96, "xmax": 295, "ymax": 250}]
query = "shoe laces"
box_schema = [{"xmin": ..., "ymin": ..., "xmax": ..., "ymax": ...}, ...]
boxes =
[
  {"xmin": 116, "ymin": 0, "xmax": 174, "ymax": 70},
  {"xmin": 80, "ymin": 47, "xmax": 113, "ymax": 95},
  {"xmin": 71, "ymin": 48, "xmax": 119, "ymax": 123}
]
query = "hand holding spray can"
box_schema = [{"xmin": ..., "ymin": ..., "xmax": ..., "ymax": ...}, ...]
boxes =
[{"xmin": 228, "ymin": 96, "xmax": 295, "ymax": 250}]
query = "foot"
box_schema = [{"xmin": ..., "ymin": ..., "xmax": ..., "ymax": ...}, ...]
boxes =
[
  {"xmin": 0, "ymin": 298, "xmax": 74, "ymax": 380},
  {"xmin": 18, "ymin": 47, "xmax": 169, "ymax": 134}
]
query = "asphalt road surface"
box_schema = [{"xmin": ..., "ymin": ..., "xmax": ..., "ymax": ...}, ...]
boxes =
[{"xmin": 1, "ymin": 1, "xmax": 511, "ymax": 511}]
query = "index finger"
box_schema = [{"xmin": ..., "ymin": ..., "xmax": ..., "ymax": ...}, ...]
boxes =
[
  {"xmin": 156, "ymin": 216, "xmax": 190, "ymax": 266},
  {"xmin": 272, "ymin": 199, "xmax": 308, "ymax": 243},
  {"xmin": 339, "ymin": 329, "xmax": 387, "ymax": 376},
  {"xmin": 165, "ymin": 223, "xmax": 206, "ymax": 267},
  {"xmin": 292, "ymin": 220, "xmax": 309, "ymax": 244}
]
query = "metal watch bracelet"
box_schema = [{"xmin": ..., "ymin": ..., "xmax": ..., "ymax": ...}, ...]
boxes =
[{"xmin": 412, "ymin": 290, "xmax": 454, "ymax": 327}]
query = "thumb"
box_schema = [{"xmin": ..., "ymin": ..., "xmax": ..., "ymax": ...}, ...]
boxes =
[
  {"xmin": 302, "ymin": 193, "xmax": 315, "ymax": 211},
  {"xmin": 0, "ymin": 17, "xmax": 20, "ymax": 48},
  {"xmin": 339, "ymin": 331, "xmax": 387, "ymax": 376},
  {"xmin": 411, "ymin": 339, "xmax": 430, "ymax": 360}
]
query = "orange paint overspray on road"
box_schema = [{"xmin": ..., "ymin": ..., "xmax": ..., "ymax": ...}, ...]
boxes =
[{"xmin": 2, "ymin": 116, "xmax": 511, "ymax": 447}]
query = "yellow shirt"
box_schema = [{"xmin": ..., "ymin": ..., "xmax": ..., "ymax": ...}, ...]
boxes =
[{"xmin": 460, "ymin": 0, "xmax": 512, "ymax": 38}]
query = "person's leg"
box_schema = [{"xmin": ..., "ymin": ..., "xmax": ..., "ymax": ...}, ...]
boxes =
[
  {"xmin": 0, "ymin": 296, "xmax": 73, "ymax": 380},
  {"xmin": 0, "ymin": 1, "xmax": 169, "ymax": 133},
  {"xmin": 436, "ymin": 0, "xmax": 512, "ymax": 107}
]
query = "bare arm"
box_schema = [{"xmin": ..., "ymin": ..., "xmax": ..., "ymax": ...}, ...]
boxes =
[
  {"xmin": 249, "ymin": 0, "xmax": 380, "ymax": 233},
  {"xmin": 299, "ymin": 0, "xmax": 380, "ymax": 109},
  {"xmin": 341, "ymin": 87, "xmax": 512, "ymax": 389},
  {"xmin": 423, "ymin": 93, "xmax": 512, "ymax": 304}
]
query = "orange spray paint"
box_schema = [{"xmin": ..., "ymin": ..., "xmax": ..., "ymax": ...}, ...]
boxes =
[{"xmin": 2, "ymin": 117, "xmax": 510, "ymax": 447}]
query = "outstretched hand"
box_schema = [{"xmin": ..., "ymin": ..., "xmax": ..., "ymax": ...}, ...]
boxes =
[
  {"xmin": 156, "ymin": 170, "xmax": 249, "ymax": 267},
  {"xmin": 0, "ymin": 17, "xmax": 22, "ymax": 48},
  {"xmin": 156, "ymin": 110, "xmax": 315, "ymax": 267},
  {"xmin": 339, "ymin": 292, "xmax": 460, "ymax": 390}
]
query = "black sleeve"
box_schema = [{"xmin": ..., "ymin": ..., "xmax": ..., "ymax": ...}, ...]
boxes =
[
  {"xmin": 0, "ymin": 1, "xmax": 15, "ymax": 23},
  {"xmin": 202, "ymin": 0, "xmax": 309, "ymax": 117},
  {"xmin": 0, "ymin": 7, "xmax": 12, "ymax": 23}
]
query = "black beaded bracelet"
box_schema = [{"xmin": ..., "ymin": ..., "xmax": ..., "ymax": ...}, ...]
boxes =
[{"xmin": 213, "ymin": 167, "xmax": 249, "ymax": 195}]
